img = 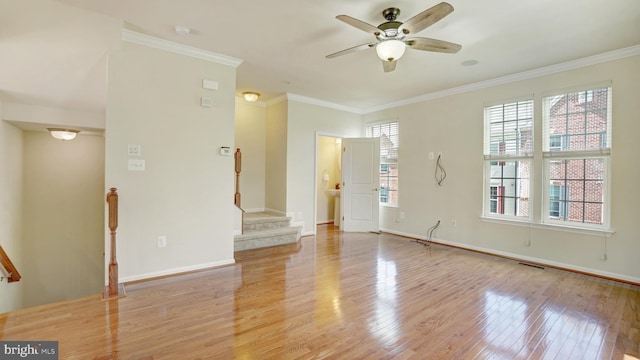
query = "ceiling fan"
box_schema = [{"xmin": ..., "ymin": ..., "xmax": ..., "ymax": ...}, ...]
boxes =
[{"xmin": 326, "ymin": 2, "xmax": 462, "ymax": 72}]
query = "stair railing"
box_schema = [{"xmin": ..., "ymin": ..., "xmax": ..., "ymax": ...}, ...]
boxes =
[
  {"xmin": 0, "ymin": 245, "xmax": 21, "ymax": 282},
  {"xmin": 105, "ymin": 187, "xmax": 120, "ymax": 297},
  {"xmin": 234, "ymin": 148, "xmax": 245, "ymax": 234}
]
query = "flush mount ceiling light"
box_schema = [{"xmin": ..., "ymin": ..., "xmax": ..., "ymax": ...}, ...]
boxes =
[
  {"xmin": 376, "ymin": 39, "xmax": 406, "ymax": 62},
  {"xmin": 242, "ymin": 92, "xmax": 260, "ymax": 102},
  {"xmin": 47, "ymin": 128, "xmax": 80, "ymax": 141}
]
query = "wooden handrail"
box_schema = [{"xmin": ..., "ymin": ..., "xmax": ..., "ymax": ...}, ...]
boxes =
[
  {"xmin": 106, "ymin": 188, "xmax": 119, "ymax": 297},
  {"xmin": 0, "ymin": 245, "xmax": 21, "ymax": 282}
]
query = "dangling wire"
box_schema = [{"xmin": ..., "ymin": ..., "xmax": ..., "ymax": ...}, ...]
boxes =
[
  {"xmin": 415, "ymin": 220, "xmax": 440, "ymax": 247},
  {"xmin": 435, "ymin": 154, "xmax": 447, "ymax": 186}
]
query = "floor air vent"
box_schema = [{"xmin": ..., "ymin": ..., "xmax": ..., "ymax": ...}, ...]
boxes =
[{"xmin": 518, "ymin": 262, "xmax": 546, "ymax": 270}]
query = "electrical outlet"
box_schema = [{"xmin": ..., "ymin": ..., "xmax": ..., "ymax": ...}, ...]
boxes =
[
  {"xmin": 428, "ymin": 152, "xmax": 434, "ymax": 160},
  {"xmin": 128, "ymin": 159, "xmax": 145, "ymax": 171},
  {"xmin": 157, "ymin": 236, "xmax": 167, "ymax": 248},
  {"xmin": 451, "ymin": 219, "xmax": 457, "ymax": 227}
]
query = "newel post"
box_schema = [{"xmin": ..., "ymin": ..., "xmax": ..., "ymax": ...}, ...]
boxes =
[
  {"xmin": 106, "ymin": 187, "xmax": 120, "ymax": 297},
  {"xmin": 234, "ymin": 148, "xmax": 242, "ymax": 207}
]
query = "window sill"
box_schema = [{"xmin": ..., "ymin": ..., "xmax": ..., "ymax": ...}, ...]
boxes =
[
  {"xmin": 380, "ymin": 203, "xmax": 398, "ymax": 209},
  {"xmin": 480, "ymin": 216, "xmax": 615, "ymax": 237}
]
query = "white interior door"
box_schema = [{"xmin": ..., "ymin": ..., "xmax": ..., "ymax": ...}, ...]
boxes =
[{"xmin": 341, "ymin": 138, "xmax": 380, "ymax": 232}]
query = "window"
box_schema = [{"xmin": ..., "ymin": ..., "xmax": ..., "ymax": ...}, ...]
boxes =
[
  {"xmin": 548, "ymin": 184, "xmax": 567, "ymax": 219},
  {"xmin": 483, "ymin": 100, "xmax": 533, "ymax": 219},
  {"xmin": 543, "ymin": 86, "xmax": 611, "ymax": 228},
  {"xmin": 367, "ymin": 121, "xmax": 399, "ymax": 206}
]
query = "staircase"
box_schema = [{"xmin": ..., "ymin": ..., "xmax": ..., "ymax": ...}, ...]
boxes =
[{"xmin": 234, "ymin": 212, "xmax": 302, "ymax": 252}]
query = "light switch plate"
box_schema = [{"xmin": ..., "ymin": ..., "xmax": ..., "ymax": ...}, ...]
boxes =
[{"xmin": 128, "ymin": 144, "xmax": 141, "ymax": 156}]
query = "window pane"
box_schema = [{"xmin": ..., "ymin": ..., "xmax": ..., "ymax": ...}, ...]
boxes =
[
  {"xmin": 379, "ymin": 163, "xmax": 398, "ymax": 205},
  {"xmin": 584, "ymin": 180, "xmax": 604, "ymax": 202},
  {"xmin": 545, "ymin": 158, "xmax": 605, "ymax": 225},
  {"xmin": 488, "ymin": 160, "xmax": 530, "ymax": 217},
  {"xmin": 584, "ymin": 203, "xmax": 603, "ymax": 224},
  {"xmin": 545, "ymin": 87, "xmax": 609, "ymax": 151},
  {"xmin": 368, "ymin": 121, "xmax": 399, "ymax": 206},
  {"xmin": 485, "ymin": 100, "xmax": 533, "ymax": 156}
]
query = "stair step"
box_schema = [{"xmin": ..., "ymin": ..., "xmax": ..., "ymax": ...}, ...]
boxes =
[
  {"xmin": 243, "ymin": 212, "xmax": 292, "ymax": 232},
  {"xmin": 234, "ymin": 226, "xmax": 302, "ymax": 252}
]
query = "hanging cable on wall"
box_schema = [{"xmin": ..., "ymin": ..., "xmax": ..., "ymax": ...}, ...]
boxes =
[
  {"xmin": 435, "ymin": 154, "xmax": 447, "ymax": 186},
  {"xmin": 414, "ymin": 220, "xmax": 440, "ymax": 247}
]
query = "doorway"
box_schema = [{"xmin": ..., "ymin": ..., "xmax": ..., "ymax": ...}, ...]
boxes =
[{"xmin": 316, "ymin": 135, "xmax": 342, "ymax": 226}]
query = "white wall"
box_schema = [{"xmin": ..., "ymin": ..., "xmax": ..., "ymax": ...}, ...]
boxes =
[
  {"xmin": 22, "ymin": 131, "xmax": 104, "ymax": 307},
  {"xmin": 265, "ymin": 100, "xmax": 288, "ymax": 213},
  {"xmin": 0, "ymin": 114, "xmax": 24, "ymax": 313},
  {"xmin": 105, "ymin": 41, "xmax": 237, "ymax": 282},
  {"xmin": 286, "ymin": 100, "xmax": 362, "ymax": 234},
  {"xmin": 365, "ymin": 55, "xmax": 640, "ymax": 282},
  {"xmin": 235, "ymin": 100, "xmax": 266, "ymax": 211}
]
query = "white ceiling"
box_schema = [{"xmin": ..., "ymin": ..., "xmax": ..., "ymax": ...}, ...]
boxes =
[{"xmin": 1, "ymin": 0, "xmax": 640, "ymax": 114}]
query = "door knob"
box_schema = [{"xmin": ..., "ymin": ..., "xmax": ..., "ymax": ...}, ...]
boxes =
[{"xmin": 372, "ymin": 188, "xmax": 379, "ymax": 191}]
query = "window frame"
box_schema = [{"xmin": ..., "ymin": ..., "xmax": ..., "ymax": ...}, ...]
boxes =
[
  {"xmin": 483, "ymin": 99, "xmax": 534, "ymax": 221},
  {"xmin": 542, "ymin": 85, "xmax": 612, "ymax": 231},
  {"xmin": 366, "ymin": 120, "xmax": 399, "ymax": 208}
]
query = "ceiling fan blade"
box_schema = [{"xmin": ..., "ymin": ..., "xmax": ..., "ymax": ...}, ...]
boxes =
[
  {"xmin": 336, "ymin": 15, "xmax": 383, "ymax": 36},
  {"xmin": 398, "ymin": 2, "xmax": 454, "ymax": 35},
  {"xmin": 405, "ymin": 37, "xmax": 461, "ymax": 53},
  {"xmin": 326, "ymin": 43, "xmax": 376, "ymax": 59},
  {"xmin": 382, "ymin": 60, "xmax": 397, "ymax": 72}
]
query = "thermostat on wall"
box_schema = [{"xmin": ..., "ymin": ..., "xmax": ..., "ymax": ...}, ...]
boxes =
[{"xmin": 220, "ymin": 147, "xmax": 232, "ymax": 156}]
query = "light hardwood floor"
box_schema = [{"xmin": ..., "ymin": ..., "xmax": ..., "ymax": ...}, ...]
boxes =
[{"xmin": 1, "ymin": 225, "xmax": 638, "ymax": 359}]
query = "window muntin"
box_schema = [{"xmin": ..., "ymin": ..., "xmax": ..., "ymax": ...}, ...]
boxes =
[
  {"xmin": 543, "ymin": 86, "xmax": 611, "ymax": 229},
  {"xmin": 367, "ymin": 121, "xmax": 399, "ymax": 206},
  {"xmin": 484, "ymin": 100, "xmax": 533, "ymax": 219}
]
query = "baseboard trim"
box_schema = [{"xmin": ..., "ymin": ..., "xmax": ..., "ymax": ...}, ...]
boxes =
[
  {"xmin": 380, "ymin": 228, "xmax": 640, "ymax": 286},
  {"xmin": 120, "ymin": 259, "xmax": 236, "ymax": 284}
]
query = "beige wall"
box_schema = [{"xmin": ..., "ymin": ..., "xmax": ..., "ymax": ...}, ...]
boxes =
[
  {"xmin": 106, "ymin": 41, "xmax": 236, "ymax": 282},
  {"xmin": 22, "ymin": 131, "xmax": 104, "ymax": 308},
  {"xmin": 316, "ymin": 136, "xmax": 340, "ymax": 224},
  {"xmin": 287, "ymin": 101, "xmax": 362, "ymax": 234},
  {"xmin": 365, "ymin": 55, "xmax": 640, "ymax": 282},
  {"xmin": 0, "ymin": 116, "xmax": 24, "ymax": 313},
  {"xmin": 265, "ymin": 100, "xmax": 288, "ymax": 213},
  {"xmin": 235, "ymin": 100, "xmax": 266, "ymax": 211}
]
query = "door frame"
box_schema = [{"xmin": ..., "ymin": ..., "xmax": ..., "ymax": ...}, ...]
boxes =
[{"xmin": 314, "ymin": 131, "xmax": 346, "ymax": 233}]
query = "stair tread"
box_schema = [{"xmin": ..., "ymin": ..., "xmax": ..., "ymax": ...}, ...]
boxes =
[
  {"xmin": 243, "ymin": 213, "xmax": 291, "ymax": 224},
  {"xmin": 236, "ymin": 226, "xmax": 302, "ymax": 240}
]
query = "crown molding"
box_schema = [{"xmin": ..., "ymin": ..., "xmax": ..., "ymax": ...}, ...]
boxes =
[
  {"xmin": 363, "ymin": 44, "xmax": 640, "ymax": 114},
  {"xmin": 285, "ymin": 93, "xmax": 364, "ymax": 114},
  {"xmin": 122, "ymin": 29, "xmax": 243, "ymax": 67}
]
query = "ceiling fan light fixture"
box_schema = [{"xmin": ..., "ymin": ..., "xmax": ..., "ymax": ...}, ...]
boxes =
[
  {"xmin": 47, "ymin": 128, "xmax": 80, "ymax": 141},
  {"xmin": 242, "ymin": 92, "xmax": 260, "ymax": 102},
  {"xmin": 376, "ymin": 39, "xmax": 406, "ymax": 62}
]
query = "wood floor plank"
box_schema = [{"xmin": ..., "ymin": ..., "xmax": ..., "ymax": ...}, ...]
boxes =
[{"xmin": 0, "ymin": 225, "xmax": 638, "ymax": 359}]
